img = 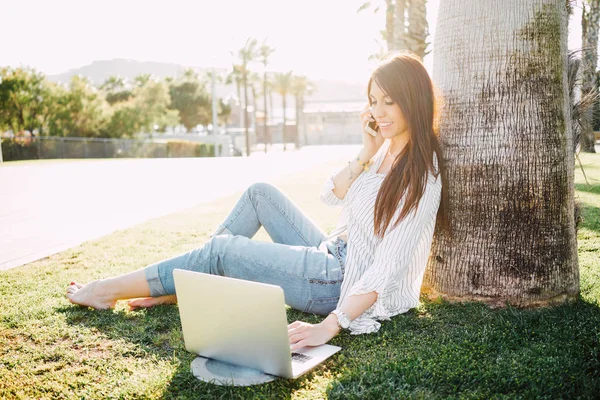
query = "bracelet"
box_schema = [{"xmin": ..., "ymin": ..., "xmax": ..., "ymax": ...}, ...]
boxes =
[
  {"xmin": 347, "ymin": 161, "xmax": 357, "ymax": 180},
  {"xmin": 348, "ymin": 155, "xmax": 373, "ymax": 180},
  {"xmin": 355, "ymin": 155, "xmax": 373, "ymax": 171}
]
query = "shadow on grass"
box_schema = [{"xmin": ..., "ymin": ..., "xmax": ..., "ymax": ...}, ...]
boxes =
[
  {"xmin": 56, "ymin": 304, "xmax": 334, "ymax": 399},
  {"xmin": 55, "ymin": 293, "xmax": 600, "ymax": 399},
  {"xmin": 325, "ymin": 296, "xmax": 600, "ymax": 399}
]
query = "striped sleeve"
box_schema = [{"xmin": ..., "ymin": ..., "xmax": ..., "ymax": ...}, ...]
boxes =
[
  {"xmin": 347, "ymin": 171, "xmax": 442, "ymax": 334},
  {"xmin": 320, "ymin": 175, "xmax": 347, "ymax": 207}
]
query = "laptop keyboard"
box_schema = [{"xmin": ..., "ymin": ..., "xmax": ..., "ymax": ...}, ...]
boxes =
[{"xmin": 291, "ymin": 352, "xmax": 313, "ymax": 364}]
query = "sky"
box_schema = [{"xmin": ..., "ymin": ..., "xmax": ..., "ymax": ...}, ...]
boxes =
[{"xmin": 1, "ymin": 0, "xmax": 586, "ymax": 84}]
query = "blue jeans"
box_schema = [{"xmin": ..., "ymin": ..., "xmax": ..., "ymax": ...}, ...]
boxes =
[{"xmin": 144, "ymin": 182, "xmax": 347, "ymax": 315}]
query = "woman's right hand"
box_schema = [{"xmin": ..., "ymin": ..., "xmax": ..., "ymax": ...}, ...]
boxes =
[{"xmin": 359, "ymin": 105, "xmax": 386, "ymax": 160}]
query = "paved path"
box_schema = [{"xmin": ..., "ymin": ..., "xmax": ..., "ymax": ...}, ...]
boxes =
[{"xmin": 0, "ymin": 145, "xmax": 360, "ymax": 270}]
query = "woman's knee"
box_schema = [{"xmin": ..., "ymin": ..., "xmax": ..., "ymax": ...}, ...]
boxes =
[
  {"xmin": 247, "ymin": 182, "xmax": 280, "ymax": 200},
  {"xmin": 205, "ymin": 233, "xmax": 234, "ymax": 254}
]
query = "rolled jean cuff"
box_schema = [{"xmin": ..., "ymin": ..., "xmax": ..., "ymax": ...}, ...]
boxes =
[{"xmin": 144, "ymin": 263, "xmax": 168, "ymax": 297}]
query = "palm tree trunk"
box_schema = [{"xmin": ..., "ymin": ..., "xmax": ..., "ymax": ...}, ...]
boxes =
[
  {"xmin": 423, "ymin": 0, "xmax": 579, "ymax": 307},
  {"xmin": 580, "ymin": 0, "xmax": 599, "ymax": 153},
  {"xmin": 406, "ymin": 0, "xmax": 429, "ymax": 59},
  {"xmin": 395, "ymin": 0, "xmax": 407, "ymax": 51},
  {"xmin": 263, "ymin": 70, "xmax": 269, "ymax": 154},
  {"xmin": 251, "ymin": 84, "xmax": 258, "ymax": 145},
  {"xmin": 295, "ymin": 95, "xmax": 301, "ymax": 148},
  {"xmin": 243, "ymin": 72, "xmax": 250, "ymax": 157},
  {"xmin": 236, "ymin": 81, "xmax": 243, "ymax": 129},
  {"xmin": 386, "ymin": 0, "xmax": 395, "ymax": 51},
  {"xmin": 282, "ymin": 95, "xmax": 287, "ymax": 151},
  {"xmin": 301, "ymin": 98, "xmax": 309, "ymax": 147}
]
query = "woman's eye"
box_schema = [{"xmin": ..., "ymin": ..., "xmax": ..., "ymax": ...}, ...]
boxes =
[
  {"xmin": 371, "ymin": 101, "xmax": 377, "ymax": 105},
  {"xmin": 385, "ymin": 101, "xmax": 394, "ymax": 105}
]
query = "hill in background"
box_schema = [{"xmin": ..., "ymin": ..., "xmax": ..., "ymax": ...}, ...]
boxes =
[{"xmin": 46, "ymin": 58, "xmax": 367, "ymax": 106}]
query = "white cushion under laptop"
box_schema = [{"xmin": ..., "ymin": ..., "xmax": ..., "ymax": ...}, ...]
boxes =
[{"xmin": 173, "ymin": 269, "xmax": 341, "ymax": 386}]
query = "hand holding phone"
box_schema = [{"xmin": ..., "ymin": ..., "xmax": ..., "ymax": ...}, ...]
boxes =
[{"xmin": 365, "ymin": 119, "xmax": 379, "ymax": 137}]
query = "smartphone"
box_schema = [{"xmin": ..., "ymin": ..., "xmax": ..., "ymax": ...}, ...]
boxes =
[{"xmin": 366, "ymin": 120, "xmax": 379, "ymax": 137}]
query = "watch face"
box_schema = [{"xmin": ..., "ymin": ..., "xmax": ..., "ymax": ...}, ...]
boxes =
[{"xmin": 335, "ymin": 310, "xmax": 350, "ymax": 328}]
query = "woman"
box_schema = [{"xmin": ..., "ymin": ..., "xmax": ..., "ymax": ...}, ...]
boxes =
[{"xmin": 67, "ymin": 52, "xmax": 449, "ymax": 351}]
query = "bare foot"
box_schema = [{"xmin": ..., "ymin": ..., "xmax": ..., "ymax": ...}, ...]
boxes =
[
  {"xmin": 66, "ymin": 280, "xmax": 117, "ymax": 309},
  {"xmin": 127, "ymin": 295, "xmax": 178, "ymax": 310}
]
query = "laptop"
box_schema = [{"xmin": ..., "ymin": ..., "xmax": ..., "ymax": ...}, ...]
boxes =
[{"xmin": 173, "ymin": 269, "xmax": 341, "ymax": 380}]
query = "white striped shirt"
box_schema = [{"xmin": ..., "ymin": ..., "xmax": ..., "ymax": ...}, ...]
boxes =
[{"xmin": 320, "ymin": 140, "xmax": 442, "ymax": 334}]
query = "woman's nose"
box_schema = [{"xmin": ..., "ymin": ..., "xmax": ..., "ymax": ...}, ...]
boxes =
[{"xmin": 371, "ymin": 105, "xmax": 385, "ymax": 120}]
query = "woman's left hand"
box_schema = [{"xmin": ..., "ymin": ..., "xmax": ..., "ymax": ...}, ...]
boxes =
[{"xmin": 288, "ymin": 320, "xmax": 339, "ymax": 351}]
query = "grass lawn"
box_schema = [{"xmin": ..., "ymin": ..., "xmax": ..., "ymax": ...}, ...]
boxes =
[{"xmin": 1, "ymin": 153, "xmax": 599, "ymax": 399}]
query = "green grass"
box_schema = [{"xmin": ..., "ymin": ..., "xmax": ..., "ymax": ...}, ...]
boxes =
[{"xmin": 1, "ymin": 154, "xmax": 599, "ymax": 399}]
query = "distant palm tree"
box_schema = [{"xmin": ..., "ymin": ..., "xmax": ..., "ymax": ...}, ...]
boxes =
[
  {"xmin": 248, "ymin": 71, "xmax": 262, "ymax": 139},
  {"xmin": 225, "ymin": 64, "xmax": 243, "ymax": 128},
  {"xmin": 100, "ymin": 76, "xmax": 131, "ymax": 105},
  {"xmin": 259, "ymin": 42, "xmax": 276, "ymax": 153},
  {"xmin": 272, "ymin": 71, "xmax": 293, "ymax": 151},
  {"xmin": 237, "ymin": 38, "xmax": 259, "ymax": 156},
  {"xmin": 134, "ymin": 73, "xmax": 153, "ymax": 87},
  {"xmin": 181, "ymin": 68, "xmax": 199, "ymax": 81},
  {"xmin": 291, "ymin": 75, "xmax": 316, "ymax": 148}
]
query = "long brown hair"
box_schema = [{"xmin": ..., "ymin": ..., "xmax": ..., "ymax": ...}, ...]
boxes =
[{"xmin": 370, "ymin": 52, "xmax": 450, "ymax": 238}]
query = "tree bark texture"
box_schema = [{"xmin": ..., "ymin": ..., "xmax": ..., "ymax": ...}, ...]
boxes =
[
  {"xmin": 580, "ymin": 0, "xmax": 599, "ymax": 153},
  {"xmin": 394, "ymin": 0, "xmax": 407, "ymax": 51},
  {"xmin": 422, "ymin": 0, "xmax": 579, "ymax": 307},
  {"xmin": 406, "ymin": 0, "xmax": 429, "ymax": 59},
  {"xmin": 386, "ymin": 0, "xmax": 396, "ymax": 52}
]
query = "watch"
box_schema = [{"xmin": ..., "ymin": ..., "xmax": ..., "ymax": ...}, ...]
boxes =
[{"xmin": 330, "ymin": 309, "xmax": 351, "ymax": 329}]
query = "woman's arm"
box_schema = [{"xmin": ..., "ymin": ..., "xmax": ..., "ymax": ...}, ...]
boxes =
[
  {"xmin": 327, "ymin": 106, "xmax": 386, "ymax": 200},
  {"xmin": 329, "ymin": 147, "xmax": 374, "ymax": 200},
  {"xmin": 288, "ymin": 292, "xmax": 377, "ymax": 351},
  {"xmin": 321, "ymin": 291, "xmax": 378, "ymax": 333}
]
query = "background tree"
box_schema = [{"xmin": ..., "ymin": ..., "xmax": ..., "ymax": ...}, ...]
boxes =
[
  {"xmin": 292, "ymin": 75, "xmax": 316, "ymax": 148},
  {"xmin": 135, "ymin": 78, "xmax": 179, "ymax": 133},
  {"xmin": 100, "ymin": 76, "xmax": 132, "ymax": 105},
  {"xmin": 236, "ymin": 38, "xmax": 259, "ymax": 156},
  {"xmin": 104, "ymin": 76, "xmax": 178, "ymax": 138},
  {"xmin": 359, "ymin": 0, "xmax": 429, "ymax": 58},
  {"xmin": 46, "ymin": 75, "xmax": 110, "ymax": 137},
  {"xmin": 218, "ymin": 99, "xmax": 232, "ymax": 126},
  {"xmin": 405, "ymin": 0, "xmax": 429, "ymax": 58},
  {"xmin": 103, "ymin": 101, "xmax": 142, "ymax": 138},
  {"xmin": 248, "ymin": 71, "xmax": 261, "ymax": 141},
  {"xmin": 423, "ymin": 0, "xmax": 579, "ymax": 306},
  {"xmin": 272, "ymin": 71, "xmax": 293, "ymax": 151},
  {"xmin": 580, "ymin": 0, "xmax": 599, "ymax": 152},
  {"xmin": 0, "ymin": 67, "xmax": 52, "ymax": 135},
  {"xmin": 133, "ymin": 73, "xmax": 152, "ymax": 88},
  {"xmin": 225, "ymin": 64, "xmax": 244, "ymax": 128},
  {"xmin": 259, "ymin": 41, "xmax": 275, "ymax": 153},
  {"xmin": 168, "ymin": 69, "xmax": 210, "ymax": 132}
]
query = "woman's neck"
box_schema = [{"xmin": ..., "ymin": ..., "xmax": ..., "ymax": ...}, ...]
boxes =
[{"xmin": 387, "ymin": 134, "xmax": 409, "ymax": 156}]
